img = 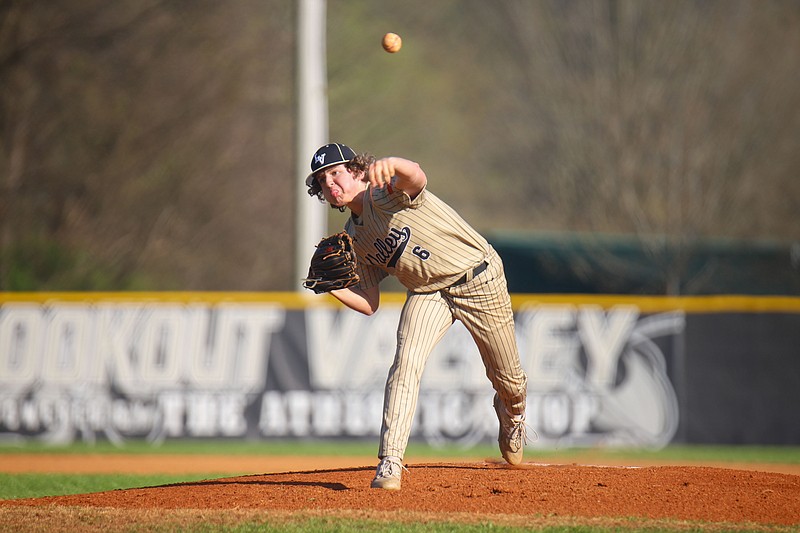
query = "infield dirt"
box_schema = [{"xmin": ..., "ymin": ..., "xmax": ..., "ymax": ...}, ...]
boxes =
[{"xmin": 1, "ymin": 454, "xmax": 799, "ymax": 531}]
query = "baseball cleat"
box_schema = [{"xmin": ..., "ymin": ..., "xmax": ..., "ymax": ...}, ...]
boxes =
[
  {"xmin": 370, "ymin": 456, "xmax": 405, "ymax": 490},
  {"xmin": 494, "ymin": 394, "xmax": 526, "ymax": 465}
]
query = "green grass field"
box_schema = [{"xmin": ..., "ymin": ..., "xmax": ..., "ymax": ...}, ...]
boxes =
[
  {"xmin": 1, "ymin": 440, "xmax": 798, "ymax": 532},
  {"xmin": 3, "ymin": 438, "xmax": 800, "ymax": 460}
]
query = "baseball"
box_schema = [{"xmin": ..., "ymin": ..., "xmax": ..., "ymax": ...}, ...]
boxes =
[{"xmin": 382, "ymin": 32, "xmax": 402, "ymax": 53}]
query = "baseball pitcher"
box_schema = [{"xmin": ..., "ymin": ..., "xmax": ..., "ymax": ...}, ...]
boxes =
[{"xmin": 304, "ymin": 143, "xmax": 528, "ymax": 490}]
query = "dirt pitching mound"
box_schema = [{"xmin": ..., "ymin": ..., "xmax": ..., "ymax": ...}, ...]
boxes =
[{"xmin": 5, "ymin": 461, "xmax": 800, "ymax": 528}]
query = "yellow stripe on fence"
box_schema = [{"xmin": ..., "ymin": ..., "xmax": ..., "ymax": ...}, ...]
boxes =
[
  {"xmin": 2, "ymin": 292, "xmax": 800, "ymax": 313},
  {"xmin": 510, "ymin": 294, "xmax": 800, "ymax": 313}
]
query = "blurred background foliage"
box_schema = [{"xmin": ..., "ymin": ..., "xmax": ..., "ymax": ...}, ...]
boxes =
[{"xmin": 1, "ymin": 0, "xmax": 799, "ymax": 292}]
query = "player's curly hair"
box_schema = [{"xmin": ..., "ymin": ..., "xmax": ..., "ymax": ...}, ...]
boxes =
[{"xmin": 306, "ymin": 152, "xmax": 376, "ymax": 212}]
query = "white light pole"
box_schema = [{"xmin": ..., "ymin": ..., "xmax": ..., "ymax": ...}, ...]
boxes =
[{"xmin": 295, "ymin": 0, "xmax": 329, "ymax": 291}]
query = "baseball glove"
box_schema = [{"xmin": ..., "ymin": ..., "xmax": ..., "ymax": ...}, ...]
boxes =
[{"xmin": 302, "ymin": 231, "xmax": 360, "ymax": 294}]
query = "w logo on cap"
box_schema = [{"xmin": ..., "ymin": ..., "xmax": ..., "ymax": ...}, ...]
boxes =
[{"xmin": 310, "ymin": 143, "xmax": 357, "ymax": 174}]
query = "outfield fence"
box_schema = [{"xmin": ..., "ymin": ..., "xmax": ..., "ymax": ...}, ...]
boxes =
[{"xmin": 1, "ymin": 292, "xmax": 798, "ymax": 448}]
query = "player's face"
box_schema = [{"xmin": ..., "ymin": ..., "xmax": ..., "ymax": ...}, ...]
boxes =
[{"xmin": 316, "ymin": 164, "xmax": 363, "ymax": 207}]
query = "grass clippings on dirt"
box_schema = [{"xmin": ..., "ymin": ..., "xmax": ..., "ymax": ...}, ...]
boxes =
[{"xmin": 0, "ymin": 506, "xmax": 792, "ymax": 533}]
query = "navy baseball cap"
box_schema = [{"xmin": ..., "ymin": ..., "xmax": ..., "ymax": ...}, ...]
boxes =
[{"xmin": 306, "ymin": 143, "xmax": 356, "ymax": 185}]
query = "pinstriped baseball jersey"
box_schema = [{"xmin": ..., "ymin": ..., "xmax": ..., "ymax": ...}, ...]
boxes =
[
  {"xmin": 344, "ymin": 182, "xmax": 489, "ymax": 292},
  {"xmin": 338, "ymin": 177, "xmax": 528, "ymax": 464}
]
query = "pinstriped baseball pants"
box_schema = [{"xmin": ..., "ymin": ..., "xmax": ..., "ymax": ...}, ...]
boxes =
[{"xmin": 378, "ymin": 247, "xmax": 528, "ymax": 460}]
